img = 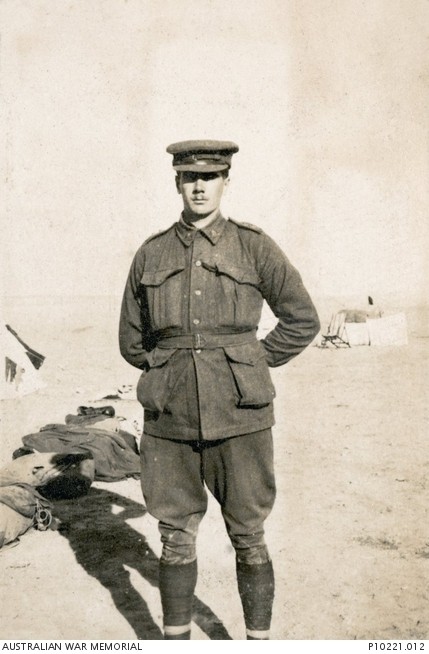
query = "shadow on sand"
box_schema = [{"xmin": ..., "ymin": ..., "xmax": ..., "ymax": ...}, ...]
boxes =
[{"xmin": 54, "ymin": 488, "xmax": 232, "ymax": 640}]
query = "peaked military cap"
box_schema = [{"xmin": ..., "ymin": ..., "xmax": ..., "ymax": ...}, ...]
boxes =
[{"xmin": 166, "ymin": 140, "xmax": 239, "ymax": 172}]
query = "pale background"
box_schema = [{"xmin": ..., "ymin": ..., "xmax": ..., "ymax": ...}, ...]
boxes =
[{"xmin": 2, "ymin": 0, "xmax": 428, "ymax": 308}]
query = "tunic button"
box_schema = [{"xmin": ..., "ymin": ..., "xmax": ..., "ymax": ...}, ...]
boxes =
[
  {"xmin": 195, "ymin": 290, "xmax": 201, "ymax": 296},
  {"xmin": 195, "ymin": 349, "xmax": 201, "ymax": 354},
  {"xmin": 193, "ymin": 318, "xmax": 200, "ymax": 325},
  {"xmin": 195, "ymin": 260, "xmax": 202, "ymax": 267}
]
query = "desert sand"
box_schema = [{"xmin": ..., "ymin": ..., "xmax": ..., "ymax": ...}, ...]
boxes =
[{"xmin": 1, "ymin": 296, "xmax": 428, "ymax": 641}]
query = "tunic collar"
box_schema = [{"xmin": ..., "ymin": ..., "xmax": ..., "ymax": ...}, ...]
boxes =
[{"xmin": 175, "ymin": 212, "xmax": 227, "ymax": 247}]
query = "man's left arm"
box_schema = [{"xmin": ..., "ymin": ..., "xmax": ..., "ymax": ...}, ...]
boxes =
[{"xmin": 257, "ymin": 234, "xmax": 320, "ymax": 367}]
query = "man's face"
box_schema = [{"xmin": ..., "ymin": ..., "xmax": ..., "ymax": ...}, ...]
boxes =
[{"xmin": 176, "ymin": 171, "xmax": 229, "ymax": 221}]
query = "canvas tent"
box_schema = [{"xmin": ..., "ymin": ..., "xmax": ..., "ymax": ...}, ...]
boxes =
[
  {"xmin": 320, "ymin": 308, "xmax": 408, "ymax": 348},
  {"xmin": 1, "ymin": 322, "xmax": 46, "ymax": 399}
]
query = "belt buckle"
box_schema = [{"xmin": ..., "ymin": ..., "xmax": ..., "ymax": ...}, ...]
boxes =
[{"xmin": 193, "ymin": 333, "xmax": 204, "ymax": 349}]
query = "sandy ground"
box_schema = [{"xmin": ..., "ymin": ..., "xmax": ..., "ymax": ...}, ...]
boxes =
[{"xmin": 0, "ymin": 296, "xmax": 428, "ymax": 641}]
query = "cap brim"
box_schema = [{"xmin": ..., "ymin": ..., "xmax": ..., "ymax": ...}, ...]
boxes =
[{"xmin": 173, "ymin": 163, "xmax": 229, "ymax": 173}]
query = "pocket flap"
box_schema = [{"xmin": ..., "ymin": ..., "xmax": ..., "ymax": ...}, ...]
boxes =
[
  {"xmin": 145, "ymin": 347, "xmax": 177, "ymax": 369},
  {"xmin": 140, "ymin": 267, "xmax": 185, "ymax": 287},
  {"xmin": 224, "ymin": 342, "xmax": 265, "ymax": 366},
  {"xmin": 210, "ymin": 260, "xmax": 260, "ymax": 286}
]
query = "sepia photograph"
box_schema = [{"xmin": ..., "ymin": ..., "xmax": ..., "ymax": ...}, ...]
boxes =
[{"xmin": 1, "ymin": 0, "xmax": 428, "ymax": 645}]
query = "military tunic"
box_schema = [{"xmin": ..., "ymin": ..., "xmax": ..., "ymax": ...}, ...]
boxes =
[{"xmin": 119, "ymin": 212, "xmax": 320, "ymax": 441}]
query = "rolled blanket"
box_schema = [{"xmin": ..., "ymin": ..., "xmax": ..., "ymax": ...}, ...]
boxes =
[{"xmin": 0, "ymin": 483, "xmax": 52, "ymax": 549}]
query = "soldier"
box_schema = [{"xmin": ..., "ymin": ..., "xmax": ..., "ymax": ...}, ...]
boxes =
[{"xmin": 119, "ymin": 140, "xmax": 320, "ymax": 640}]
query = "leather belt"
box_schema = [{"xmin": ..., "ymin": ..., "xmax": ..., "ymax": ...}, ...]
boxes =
[{"xmin": 157, "ymin": 330, "xmax": 257, "ymax": 350}]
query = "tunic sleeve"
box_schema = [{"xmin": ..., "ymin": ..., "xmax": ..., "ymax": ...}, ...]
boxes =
[
  {"xmin": 119, "ymin": 246, "xmax": 153, "ymax": 370},
  {"xmin": 257, "ymin": 235, "xmax": 320, "ymax": 367}
]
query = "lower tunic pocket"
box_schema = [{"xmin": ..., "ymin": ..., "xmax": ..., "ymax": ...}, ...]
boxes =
[
  {"xmin": 223, "ymin": 342, "xmax": 276, "ymax": 408},
  {"xmin": 137, "ymin": 348, "xmax": 177, "ymax": 413}
]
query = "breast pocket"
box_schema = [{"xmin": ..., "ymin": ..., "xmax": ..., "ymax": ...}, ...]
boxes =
[
  {"xmin": 204, "ymin": 259, "xmax": 262, "ymax": 327},
  {"xmin": 214, "ymin": 261, "xmax": 260, "ymax": 287},
  {"xmin": 223, "ymin": 341, "xmax": 276, "ymax": 408},
  {"xmin": 140, "ymin": 267, "xmax": 185, "ymax": 329},
  {"xmin": 136, "ymin": 347, "xmax": 177, "ymax": 413}
]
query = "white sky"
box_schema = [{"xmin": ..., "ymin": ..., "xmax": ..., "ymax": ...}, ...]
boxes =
[{"xmin": 1, "ymin": 0, "xmax": 428, "ymax": 304}]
